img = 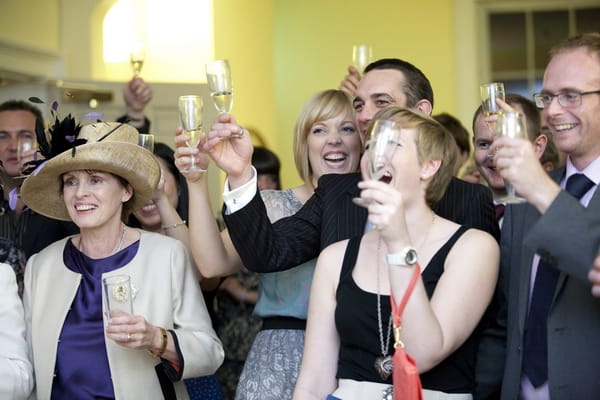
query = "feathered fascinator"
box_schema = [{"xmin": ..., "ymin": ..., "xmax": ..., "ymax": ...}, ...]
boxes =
[{"xmin": 21, "ymin": 97, "xmax": 87, "ymax": 177}]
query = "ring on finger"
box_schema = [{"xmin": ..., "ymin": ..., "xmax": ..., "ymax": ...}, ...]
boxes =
[
  {"xmin": 234, "ymin": 125, "xmax": 245, "ymax": 138},
  {"xmin": 127, "ymin": 332, "xmax": 132, "ymax": 341}
]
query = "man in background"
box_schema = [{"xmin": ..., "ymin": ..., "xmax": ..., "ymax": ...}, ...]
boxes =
[
  {"xmin": 471, "ymin": 93, "xmax": 548, "ymax": 225},
  {"xmin": 433, "ymin": 112, "xmax": 471, "ymax": 175}
]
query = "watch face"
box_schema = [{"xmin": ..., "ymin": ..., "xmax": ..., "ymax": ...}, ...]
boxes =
[{"xmin": 406, "ymin": 249, "xmax": 418, "ymax": 265}]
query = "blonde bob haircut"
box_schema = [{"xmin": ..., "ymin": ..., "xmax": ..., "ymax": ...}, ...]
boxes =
[
  {"xmin": 368, "ymin": 107, "xmax": 458, "ymax": 207},
  {"xmin": 293, "ymin": 89, "xmax": 356, "ymax": 189}
]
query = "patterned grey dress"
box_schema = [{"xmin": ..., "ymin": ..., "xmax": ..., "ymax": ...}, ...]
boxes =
[{"xmin": 234, "ymin": 189, "xmax": 316, "ymax": 400}]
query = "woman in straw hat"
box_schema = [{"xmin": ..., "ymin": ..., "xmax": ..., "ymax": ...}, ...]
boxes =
[{"xmin": 20, "ymin": 121, "xmax": 224, "ymax": 399}]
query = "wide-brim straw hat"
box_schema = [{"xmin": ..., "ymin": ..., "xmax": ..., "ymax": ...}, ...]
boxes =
[{"xmin": 21, "ymin": 122, "xmax": 160, "ymax": 221}]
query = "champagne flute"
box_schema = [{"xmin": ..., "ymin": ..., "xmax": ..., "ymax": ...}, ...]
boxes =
[
  {"xmin": 480, "ymin": 82, "xmax": 505, "ymax": 130},
  {"xmin": 354, "ymin": 119, "xmax": 403, "ymax": 210},
  {"xmin": 138, "ymin": 134, "xmax": 154, "ymax": 152},
  {"xmin": 130, "ymin": 42, "xmax": 146, "ymax": 77},
  {"xmin": 366, "ymin": 119, "xmax": 403, "ymax": 181},
  {"xmin": 352, "ymin": 44, "xmax": 372, "ymax": 73},
  {"xmin": 17, "ymin": 135, "xmax": 37, "ymax": 164},
  {"xmin": 495, "ymin": 111, "xmax": 527, "ymax": 204},
  {"xmin": 205, "ymin": 60, "xmax": 233, "ymax": 113},
  {"xmin": 178, "ymin": 95, "xmax": 205, "ymax": 173}
]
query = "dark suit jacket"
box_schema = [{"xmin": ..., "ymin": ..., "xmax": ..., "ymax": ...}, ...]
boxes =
[
  {"xmin": 224, "ymin": 173, "xmax": 498, "ymax": 273},
  {"xmin": 498, "ymin": 168, "xmax": 600, "ymax": 399}
]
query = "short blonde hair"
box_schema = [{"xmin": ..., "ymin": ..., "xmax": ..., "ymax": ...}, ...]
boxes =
[
  {"xmin": 293, "ymin": 90, "xmax": 355, "ymax": 188},
  {"xmin": 368, "ymin": 107, "xmax": 457, "ymax": 206}
]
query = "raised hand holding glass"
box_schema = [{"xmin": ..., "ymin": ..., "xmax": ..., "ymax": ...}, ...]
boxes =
[
  {"xmin": 178, "ymin": 95, "xmax": 205, "ymax": 173},
  {"xmin": 206, "ymin": 60, "xmax": 233, "ymax": 113},
  {"xmin": 352, "ymin": 44, "xmax": 372, "ymax": 73},
  {"xmin": 367, "ymin": 119, "xmax": 402, "ymax": 181},
  {"xmin": 130, "ymin": 42, "xmax": 146, "ymax": 77},
  {"xmin": 480, "ymin": 82, "xmax": 505, "ymax": 130},
  {"xmin": 495, "ymin": 111, "xmax": 527, "ymax": 204}
]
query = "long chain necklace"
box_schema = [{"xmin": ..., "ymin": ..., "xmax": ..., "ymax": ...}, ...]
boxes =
[
  {"xmin": 375, "ymin": 237, "xmax": 394, "ymax": 380},
  {"xmin": 373, "ymin": 212, "xmax": 436, "ymax": 380}
]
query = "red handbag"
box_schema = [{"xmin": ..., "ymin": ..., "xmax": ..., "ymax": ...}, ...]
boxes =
[{"xmin": 390, "ymin": 264, "xmax": 423, "ymax": 400}]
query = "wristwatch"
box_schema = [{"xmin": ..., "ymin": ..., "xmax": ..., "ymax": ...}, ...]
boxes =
[{"xmin": 386, "ymin": 247, "xmax": 418, "ymax": 267}]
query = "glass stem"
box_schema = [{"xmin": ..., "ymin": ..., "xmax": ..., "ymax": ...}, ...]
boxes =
[{"xmin": 505, "ymin": 180, "xmax": 515, "ymax": 197}]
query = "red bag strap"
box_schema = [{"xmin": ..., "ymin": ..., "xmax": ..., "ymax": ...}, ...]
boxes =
[{"xmin": 390, "ymin": 264, "xmax": 421, "ymax": 345}]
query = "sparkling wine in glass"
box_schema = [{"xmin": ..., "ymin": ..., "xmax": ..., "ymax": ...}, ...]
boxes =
[
  {"xmin": 178, "ymin": 95, "xmax": 205, "ymax": 173},
  {"xmin": 130, "ymin": 42, "xmax": 146, "ymax": 76},
  {"xmin": 206, "ymin": 60, "xmax": 233, "ymax": 113},
  {"xmin": 495, "ymin": 111, "xmax": 527, "ymax": 204},
  {"xmin": 352, "ymin": 44, "xmax": 372, "ymax": 73},
  {"xmin": 480, "ymin": 82, "xmax": 505, "ymax": 130}
]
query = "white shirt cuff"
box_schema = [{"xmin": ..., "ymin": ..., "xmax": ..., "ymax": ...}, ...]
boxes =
[{"xmin": 223, "ymin": 166, "xmax": 257, "ymax": 215}]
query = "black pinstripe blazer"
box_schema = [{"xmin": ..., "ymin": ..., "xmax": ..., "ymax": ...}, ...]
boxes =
[{"xmin": 224, "ymin": 173, "xmax": 498, "ymax": 273}]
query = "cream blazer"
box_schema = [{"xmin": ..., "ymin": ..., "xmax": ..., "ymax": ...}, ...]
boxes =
[
  {"xmin": 0, "ymin": 262, "xmax": 33, "ymax": 399},
  {"xmin": 23, "ymin": 230, "xmax": 224, "ymax": 400}
]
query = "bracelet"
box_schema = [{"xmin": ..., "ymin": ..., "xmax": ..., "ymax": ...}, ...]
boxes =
[
  {"xmin": 162, "ymin": 220, "xmax": 186, "ymax": 230},
  {"xmin": 148, "ymin": 327, "xmax": 168, "ymax": 358}
]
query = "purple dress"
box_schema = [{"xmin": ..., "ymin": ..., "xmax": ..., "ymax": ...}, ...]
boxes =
[{"xmin": 50, "ymin": 239, "xmax": 139, "ymax": 400}]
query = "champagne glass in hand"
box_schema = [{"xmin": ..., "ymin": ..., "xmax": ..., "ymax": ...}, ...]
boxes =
[
  {"xmin": 354, "ymin": 119, "xmax": 402, "ymax": 210},
  {"xmin": 130, "ymin": 42, "xmax": 146, "ymax": 77},
  {"xmin": 352, "ymin": 44, "xmax": 372, "ymax": 73},
  {"xmin": 480, "ymin": 82, "xmax": 505, "ymax": 130},
  {"xmin": 367, "ymin": 119, "xmax": 402, "ymax": 181},
  {"xmin": 178, "ymin": 95, "xmax": 205, "ymax": 173},
  {"xmin": 206, "ymin": 60, "xmax": 233, "ymax": 113},
  {"xmin": 495, "ymin": 111, "xmax": 527, "ymax": 204}
]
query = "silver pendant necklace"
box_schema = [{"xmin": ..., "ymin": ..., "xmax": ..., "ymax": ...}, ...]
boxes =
[
  {"xmin": 374, "ymin": 238, "xmax": 394, "ymax": 380},
  {"xmin": 372, "ymin": 212, "xmax": 435, "ymax": 381}
]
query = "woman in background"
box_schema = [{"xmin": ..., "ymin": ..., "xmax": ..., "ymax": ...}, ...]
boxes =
[{"xmin": 131, "ymin": 142, "xmax": 223, "ymax": 400}]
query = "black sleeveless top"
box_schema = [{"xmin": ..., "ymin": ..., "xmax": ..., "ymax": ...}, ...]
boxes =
[{"xmin": 335, "ymin": 225, "xmax": 478, "ymax": 393}]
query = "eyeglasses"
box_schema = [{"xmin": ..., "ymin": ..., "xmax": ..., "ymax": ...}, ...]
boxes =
[{"xmin": 533, "ymin": 90, "xmax": 600, "ymax": 109}]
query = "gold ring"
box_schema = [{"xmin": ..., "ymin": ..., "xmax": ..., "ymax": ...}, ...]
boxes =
[{"xmin": 127, "ymin": 332, "xmax": 131, "ymax": 341}]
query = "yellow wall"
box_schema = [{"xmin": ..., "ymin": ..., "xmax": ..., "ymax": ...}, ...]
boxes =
[
  {"xmin": 0, "ymin": 0, "xmax": 460, "ymax": 190},
  {"xmin": 273, "ymin": 0, "xmax": 457, "ymax": 188},
  {"xmin": 212, "ymin": 0, "xmax": 277, "ymax": 152},
  {"xmin": 0, "ymin": 0, "xmax": 59, "ymax": 51}
]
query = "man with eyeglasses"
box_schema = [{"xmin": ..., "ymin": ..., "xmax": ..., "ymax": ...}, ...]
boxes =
[{"xmin": 489, "ymin": 32, "xmax": 600, "ymax": 400}]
